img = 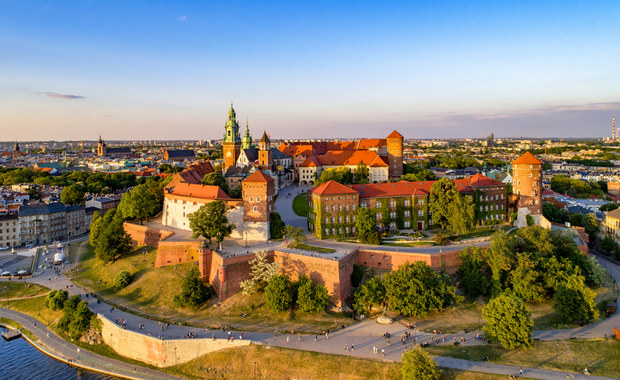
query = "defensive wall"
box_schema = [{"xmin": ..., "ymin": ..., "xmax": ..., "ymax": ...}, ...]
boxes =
[
  {"xmin": 98, "ymin": 314, "xmax": 250, "ymax": 368},
  {"xmin": 123, "ymin": 222, "xmax": 174, "ymax": 248},
  {"xmin": 124, "ymin": 221, "xmax": 466, "ymax": 307}
]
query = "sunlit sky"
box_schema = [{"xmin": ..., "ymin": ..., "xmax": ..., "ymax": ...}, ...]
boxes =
[{"xmin": 1, "ymin": 1, "xmax": 619, "ymax": 141}]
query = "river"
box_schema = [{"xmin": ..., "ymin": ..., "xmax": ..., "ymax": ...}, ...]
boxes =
[{"xmin": 1, "ymin": 328, "xmax": 117, "ymax": 380}]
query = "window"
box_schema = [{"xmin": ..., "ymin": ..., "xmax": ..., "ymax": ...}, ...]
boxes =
[
  {"xmin": 325, "ymin": 217, "xmax": 329, "ymax": 224},
  {"xmin": 331, "ymin": 217, "xmax": 335, "ymax": 224},
  {"xmin": 418, "ymin": 199, "xmax": 424, "ymax": 206},
  {"xmin": 404, "ymin": 221, "xmax": 410, "ymax": 228},
  {"xmin": 331, "ymin": 205, "xmax": 335, "ymax": 212},
  {"xmin": 418, "ymin": 210, "xmax": 423, "ymax": 217},
  {"xmin": 375, "ymin": 201, "xmax": 381, "ymax": 208},
  {"xmin": 352, "ymin": 205, "xmax": 356, "ymax": 210},
  {"xmin": 250, "ymin": 196, "xmax": 254, "ymax": 202},
  {"xmin": 338, "ymin": 216, "xmax": 343, "ymax": 223},
  {"xmin": 390, "ymin": 211, "xmax": 396, "ymax": 219},
  {"xmin": 480, "ymin": 195, "xmax": 484, "ymax": 201},
  {"xmin": 352, "ymin": 216, "xmax": 355, "ymax": 222},
  {"xmin": 253, "ymin": 206, "xmax": 257, "ymax": 212},
  {"xmin": 345, "ymin": 204, "xmax": 349, "ymax": 211},
  {"xmin": 338, "ymin": 205, "xmax": 342, "ymax": 211},
  {"xmin": 404, "ymin": 199, "xmax": 410, "ymax": 207},
  {"xmin": 345, "ymin": 216, "xmax": 349, "ymax": 223},
  {"xmin": 345, "ymin": 226, "xmax": 349, "ymax": 233},
  {"xmin": 404, "ymin": 210, "xmax": 410, "ymax": 217},
  {"xmin": 376, "ymin": 213, "xmax": 382, "ymax": 220},
  {"xmin": 324, "ymin": 206, "xmax": 328, "ymax": 212},
  {"xmin": 529, "ymin": 173, "xmax": 532, "ymax": 178},
  {"xmin": 324, "ymin": 228, "xmax": 329, "ymax": 235},
  {"xmin": 390, "ymin": 201, "xmax": 396, "ymax": 207},
  {"xmin": 332, "ymin": 228, "xmax": 335, "ymax": 235}
]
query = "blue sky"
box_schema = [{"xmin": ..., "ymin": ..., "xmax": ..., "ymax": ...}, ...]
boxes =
[{"xmin": 1, "ymin": 1, "xmax": 619, "ymax": 141}]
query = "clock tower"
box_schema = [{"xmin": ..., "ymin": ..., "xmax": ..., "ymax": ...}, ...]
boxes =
[{"xmin": 223, "ymin": 102, "xmax": 242, "ymax": 172}]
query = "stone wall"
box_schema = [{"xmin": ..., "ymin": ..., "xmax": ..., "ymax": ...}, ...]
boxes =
[
  {"xmin": 98, "ymin": 314, "xmax": 250, "ymax": 367},
  {"xmin": 154, "ymin": 241, "xmax": 205, "ymax": 268},
  {"xmin": 356, "ymin": 248, "xmax": 462, "ymax": 274},
  {"xmin": 124, "ymin": 222, "xmax": 174, "ymax": 247}
]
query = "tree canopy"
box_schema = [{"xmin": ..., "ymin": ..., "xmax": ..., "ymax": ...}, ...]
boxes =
[
  {"xmin": 482, "ymin": 293, "xmax": 533, "ymax": 349},
  {"xmin": 355, "ymin": 207, "xmax": 381, "ymax": 244},
  {"xmin": 265, "ymin": 275, "xmax": 293, "ymax": 312},
  {"xmin": 118, "ymin": 183, "xmax": 160, "ymax": 224},
  {"xmin": 60, "ymin": 184, "xmax": 85, "ymax": 205},
  {"xmin": 384, "ymin": 262, "xmax": 458, "ymax": 317},
  {"xmin": 173, "ymin": 267, "xmax": 210, "ymax": 310},
  {"xmin": 188, "ymin": 200, "xmax": 235, "ymax": 247},
  {"xmin": 554, "ymin": 274, "xmax": 599, "ymax": 323},
  {"xmin": 401, "ymin": 347, "xmax": 441, "ymax": 380},
  {"xmin": 92, "ymin": 209, "xmax": 134, "ymax": 263}
]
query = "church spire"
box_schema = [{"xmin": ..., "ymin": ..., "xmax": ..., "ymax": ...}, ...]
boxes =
[{"xmin": 242, "ymin": 119, "xmax": 253, "ymax": 149}]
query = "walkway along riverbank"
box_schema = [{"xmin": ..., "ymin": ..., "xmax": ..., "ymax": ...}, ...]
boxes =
[{"xmin": 0, "ymin": 307, "xmax": 179, "ymax": 380}]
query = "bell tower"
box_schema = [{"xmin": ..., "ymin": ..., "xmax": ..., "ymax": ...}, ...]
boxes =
[
  {"xmin": 258, "ymin": 131, "xmax": 273, "ymax": 170},
  {"xmin": 242, "ymin": 120, "xmax": 253, "ymax": 149},
  {"xmin": 223, "ymin": 102, "xmax": 242, "ymax": 172}
]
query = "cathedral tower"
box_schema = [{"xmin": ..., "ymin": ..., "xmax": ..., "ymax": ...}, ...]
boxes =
[
  {"xmin": 258, "ymin": 131, "xmax": 273, "ymax": 170},
  {"xmin": 242, "ymin": 120, "xmax": 253, "ymax": 149},
  {"xmin": 97, "ymin": 135, "xmax": 107, "ymax": 156},
  {"xmin": 223, "ymin": 102, "xmax": 242, "ymax": 171}
]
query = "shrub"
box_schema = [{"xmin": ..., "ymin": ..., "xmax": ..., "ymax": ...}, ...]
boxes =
[
  {"xmin": 173, "ymin": 267, "xmax": 211, "ymax": 310},
  {"xmin": 482, "ymin": 293, "xmax": 533, "ymax": 349},
  {"xmin": 265, "ymin": 275, "xmax": 293, "ymax": 312},
  {"xmin": 57, "ymin": 298, "xmax": 93, "ymax": 340},
  {"xmin": 45, "ymin": 289, "xmax": 68, "ymax": 311},
  {"xmin": 114, "ymin": 270, "xmax": 132, "ymax": 289},
  {"xmin": 434, "ymin": 232, "xmax": 448, "ymax": 246},
  {"xmin": 296, "ymin": 275, "xmax": 330, "ymax": 313},
  {"xmin": 269, "ymin": 212, "xmax": 286, "ymax": 239},
  {"xmin": 401, "ymin": 347, "xmax": 441, "ymax": 380}
]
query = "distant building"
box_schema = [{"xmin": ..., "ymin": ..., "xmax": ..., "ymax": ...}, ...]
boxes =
[
  {"xmin": 0, "ymin": 214, "xmax": 20, "ymax": 248},
  {"xmin": 65, "ymin": 205, "xmax": 87, "ymax": 238},
  {"xmin": 19, "ymin": 202, "xmax": 67, "ymax": 245},
  {"xmin": 85, "ymin": 196, "xmax": 121, "ymax": 214},
  {"xmin": 601, "ymin": 208, "xmax": 620, "ymax": 244},
  {"xmin": 163, "ymin": 149, "xmax": 195, "ymax": 162},
  {"xmin": 97, "ymin": 135, "xmax": 132, "ymax": 156}
]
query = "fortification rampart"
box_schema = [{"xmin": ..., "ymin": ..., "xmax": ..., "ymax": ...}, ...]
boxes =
[{"xmin": 98, "ymin": 314, "xmax": 250, "ymax": 368}]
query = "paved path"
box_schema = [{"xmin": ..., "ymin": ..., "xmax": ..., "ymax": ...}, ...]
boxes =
[
  {"xmin": 0, "ymin": 307, "xmax": 179, "ymax": 380},
  {"xmin": 274, "ymin": 184, "xmax": 312, "ymax": 229},
  {"xmin": 534, "ymin": 254, "xmax": 620, "ymax": 340}
]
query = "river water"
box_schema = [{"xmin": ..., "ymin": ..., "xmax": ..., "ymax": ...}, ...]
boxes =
[{"xmin": 1, "ymin": 329, "xmax": 117, "ymax": 380}]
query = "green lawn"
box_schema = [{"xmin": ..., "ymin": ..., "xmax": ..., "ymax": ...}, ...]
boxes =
[
  {"xmin": 292, "ymin": 193, "xmax": 309, "ymax": 217},
  {"xmin": 382, "ymin": 241, "xmax": 435, "ymax": 247},
  {"xmin": 0, "ymin": 281, "xmax": 49, "ymax": 299},
  {"xmin": 289, "ymin": 243, "xmax": 336, "ymax": 253},
  {"xmin": 425, "ymin": 339, "xmax": 620, "ymax": 378}
]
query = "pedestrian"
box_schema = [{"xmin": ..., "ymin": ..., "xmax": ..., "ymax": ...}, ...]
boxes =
[
  {"xmin": 345, "ymin": 344, "xmax": 348, "ymax": 352},
  {"xmin": 381, "ymin": 349, "xmax": 385, "ymax": 357},
  {"xmin": 315, "ymin": 335, "xmax": 318, "ymax": 342},
  {"xmin": 286, "ymin": 335, "xmax": 290, "ymax": 343},
  {"xmin": 519, "ymin": 368, "xmax": 524, "ymax": 376},
  {"xmin": 351, "ymin": 344, "xmax": 354, "ymax": 352}
]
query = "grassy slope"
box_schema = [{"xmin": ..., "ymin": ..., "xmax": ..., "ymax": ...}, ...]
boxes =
[
  {"xmin": 72, "ymin": 242, "xmax": 352, "ymax": 332},
  {"xmin": 0, "ymin": 281, "xmax": 49, "ymax": 299},
  {"xmin": 293, "ymin": 193, "xmax": 309, "ymax": 217},
  {"xmin": 164, "ymin": 345, "xmax": 515, "ymax": 380},
  {"xmin": 425, "ymin": 340, "xmax": 620, "ymax": 378}
]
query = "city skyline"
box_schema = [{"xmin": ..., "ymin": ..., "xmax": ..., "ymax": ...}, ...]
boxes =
[{"xmin": 1, "ymin": 1, "xmax": 619, "ymax": 140}]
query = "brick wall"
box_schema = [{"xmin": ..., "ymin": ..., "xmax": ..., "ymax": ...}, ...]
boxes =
[
  {"xmin": 154, "ymin": 241, "xmax": 205, "ymax": 268},
  {"xmin": 356, "ymin": 248, "xmax": 462, "ymax": 274},
  {"xmin": 124, "ymin": 222, "xmax": 174, "ymax": 247}
]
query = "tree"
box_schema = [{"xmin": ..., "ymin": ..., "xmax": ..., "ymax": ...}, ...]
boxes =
[
  {"xmin": 600, "ymin": 203, "xmax": 619, "ymax": 212},
  {"xmin": 270, "ymin": 212, "xmax": 286, "ymax": 239},
  {"xmin": 351, "ymin": 263, "xmax": 364, "ymax": 288},
  {"xmin": 569, "ymin": 213, "xmax": 585, "ymax": 227},
  {"xmin": 45, "ymin": 289, "xmax": 68, "ymax": 311},
  {"xmin": 582, "ymin": 255, "xmax": 606, "ymax": 287},
  {"xmin": 583, "ymin": 214, "xmax": 600, "ymax": 243},
  {"xmin": 447, "ymin": 194, "xmax": 475, "ymax": 234},
  {"xmin": 354, "ymin": 163, "xmax": 369, "ymax": 184},
  {"xmin": 285, "ymin": 225, "xmax": 306, "ymax": 247},
  {"xmin": 173, "ymin": 267, "xmax": 210, "ymax": 310},
  {"xmin": 355, "ymin": 207, "xmax": 381, "ymax": 244},
  {"xmin": 89, "ymin": 211, "xmax": 102, "ymax": 246},
  {"xmin": 201, "ymin": 172, "xmax": 229, "ymax": 194},
  {"xmin": 94, "ymin": 211, "xmax": 134, "ymax": 263},
  {"xmin": 118, "ymin": 184, "xmax": 160, "ymax": 224},
  {"xmin": 114, "ymin": 270, "xmax": 132, "ymax": 289},
  {"xmin": 316, "ymin": 167, "xmax": 353, "ymax": 185},
  {"xmin": 482, "ymin": 293, "xmax": 533, "ymax": 349},
  {"xmin": 510, "ymin": 253, "xmax": 545, "ymax": 303},
  {"xmin": 401, "ymin": 347, "xmax": 441, "ymax": 380},
  {"xmin": 429, "ymin": 178, "xmax": 459, "ymax": 229},
  {"xmin": 457, "ymin": 247, "xmax": 491, "ymax": 298},
  {"xmin": 264, "ymin": 275, "xmax": 293, "ymax": 312},
  {"xmin": 601, "ymin": 235, "xmax": 616, "ymax": 253},
  {"xmin": 60, "ymin": 184, "xmax": 85, "ymax": 205},
  {"xmin": 188, "ymin": 200, "xmax": 235, "ymax": 247},
  {"xmin": 353, "ymin": 276, "xmax": 387, "ymax": 314},
  {"xmin": 239, "ymin": 250, "xmax": 280, "ymax": 295},
  {"xmin": 384, "ymin": 262, "xmax": 457, "ymax": 317},
  {"xmin": 296, "ymin": 275, "xmax": 330, "ymax": 313},
  {"xmin": 554, "ymin": 274, "xmax": 599, "ymax": 323},
  {"xmin": 57, "ymin": 298, "xmax": 93, "ymax": 340}
]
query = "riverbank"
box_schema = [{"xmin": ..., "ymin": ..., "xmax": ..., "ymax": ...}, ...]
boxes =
[{"xmin": 0, "ymin": 307, "xmax": 178, "ymax": 380}]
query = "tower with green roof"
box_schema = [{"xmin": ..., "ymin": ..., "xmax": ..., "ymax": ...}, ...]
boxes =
[{"xmin": 223, "ymin": 102, "xmax": 242, "ymax": 171}]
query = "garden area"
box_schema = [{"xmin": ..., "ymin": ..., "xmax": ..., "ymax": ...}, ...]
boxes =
[{"xmin": 292, "ymin": 193, "xmax": 309, "ymax": 217}]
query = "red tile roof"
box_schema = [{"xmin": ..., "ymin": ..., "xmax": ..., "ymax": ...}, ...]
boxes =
[
  {"xmin": 387, "ymin": 130, "xmax": 404, "ymax": 139},
  {"xmin": 312, "ymin": 180, "xmax": 359, "ymax": 195},
  {"xmin": 244, "ymin": 170, "xmax": 274, "ymax": 183},
  {"xmin": 512, "ymin": 152, "xmax": 543, "ymax": 165},
  {"xmin": 168, "ymin": 183, "xmax": 231, "ymax": 200},
  {"xmin": 457, "ymin": 173, "xmax": 505, "ymax": 187}
]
